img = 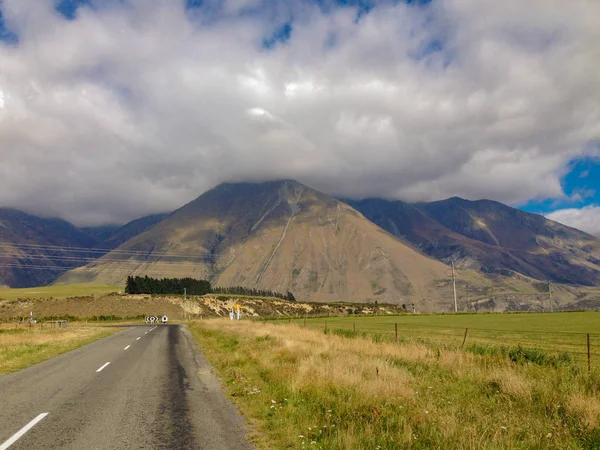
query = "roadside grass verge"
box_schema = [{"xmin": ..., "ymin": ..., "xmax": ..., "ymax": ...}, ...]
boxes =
[
  {"xmin": 190, "ymin": 319, "xmax": 600, "ymax": 450},
  {"xmin": 0, "ymin": 324, "xmax": 118, "ymax": 374}
]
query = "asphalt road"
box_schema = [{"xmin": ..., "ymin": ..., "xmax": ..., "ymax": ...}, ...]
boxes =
[{"xmin": 0, "ymin": 325, "xmax": 253, "ymax": 449}]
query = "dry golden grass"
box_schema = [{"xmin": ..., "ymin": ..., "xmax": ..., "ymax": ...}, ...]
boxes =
[
  {"xmin": 191, "ymin": 319, "xmax": 600, "ymax": 449},
  {"xmin": 0, "ymin": 324, "xmax": 117, "ymax": 374}
]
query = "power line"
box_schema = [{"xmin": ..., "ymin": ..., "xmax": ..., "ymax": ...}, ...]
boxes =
[
  {"xmin": 0, "ymin": 251, "xmax": 218, "ymax": 264},
  {"xmin": 0, "ymin": 263, "xmax": 205, "ymax": 275},
  {"xmin": 0, "ymin": 242, "xmax": 226, "ymax": 259}
]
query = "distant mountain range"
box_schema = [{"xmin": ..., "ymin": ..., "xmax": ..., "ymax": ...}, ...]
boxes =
[
  {"xmin": 0, "ymin": 209, "xmax": 166, "ymax": 287},
  {"xmin": 346, "ymin": 197, "xmax": 600, "ymax": 285},
  {"xmin": 2, "ymin": 180, "xmax": 600, "ymax": 310}
]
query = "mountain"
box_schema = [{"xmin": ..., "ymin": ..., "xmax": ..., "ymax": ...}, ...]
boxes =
[
  {"xmin": 95, "ymin": 213, "xmax": 168, "ymax": 250},
  {"xmin": 59, "ymin": 180, "xmax": 483, "ymax": 307},
  {"xmin": 0, "ymin": 208, "xmax": 97, "ymax": 287},
  {"xmin": 347, "ymin": 197, "xmax": 600, "ymax": 286},
  {"xmin": 0, "ymin": 210, "xmax": 169, "ymax": 288},
  {"xmin": 82, "ymin": 225, "xmax": 121, "ymax": 243}
]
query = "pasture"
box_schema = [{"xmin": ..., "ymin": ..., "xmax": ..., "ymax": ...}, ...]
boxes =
[
  {"xmin": 192, "ymin": 318, "xmax": 600, "ymax": 449},
  {"xmin": 0, "ymin": 284, "xmax": 120, "ymax": 300},
  {"xmin": 290, "ymin": 312, "xmax": 600, "ymax": 370},
  {"xmin": 0, "ymin": 323, "xmax": 119, "ymax": 374}
]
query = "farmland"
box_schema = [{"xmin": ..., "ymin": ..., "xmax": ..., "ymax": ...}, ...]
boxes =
[
  {"xmin": 0, "ymin": 284, "xmax": 120, "ymax": 300},
  {"xmin": 191, "ymin": 318, "xmax": 600, "ymax": 449},
  {"xmin": 0, "ymin": 323, "xmax": 119, "ymax": 374},
  {"xmin": 288, "ymin": 312, "xmax": 600, "ymax": 370}
]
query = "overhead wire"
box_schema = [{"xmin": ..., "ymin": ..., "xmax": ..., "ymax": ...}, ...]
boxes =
[
  {"xmin": 0, "ymin": 252, "xmax": 218, "ymax": 264},
  {"xmin": 0, "ymin": 242, "xmax": 226, "ymax": 258},
  {"xmin": 0, "ymin": 263, "xmax": 205, "ymax": 275}
]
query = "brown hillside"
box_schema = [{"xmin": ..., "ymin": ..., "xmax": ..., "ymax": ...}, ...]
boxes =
[
  {"xmin": 0, "ymin": 209, "xmax": 98, "ymax": 287},
  {"xmin": 58, "ymin": 180, "xmax": 477, "ymax": 308},
  {"xmin": 348, "ymin": 198, "xmax": 600, "ymax": 286}
]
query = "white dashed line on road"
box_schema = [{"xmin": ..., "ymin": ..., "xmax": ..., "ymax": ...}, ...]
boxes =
[
  {"xmin": 136, "ymin": 337, "xmax": 141, "ymax": 341},
  {"xmin": 124, "ymin": 345, "xmax": 130, "ymax": 350},
  {"xmin": 96, "ymin": 362, "xmax": 111, "ymax": 373},
  {"xmin": 0, "ymin": 412, "xmax": 49, "ymax": 450}
]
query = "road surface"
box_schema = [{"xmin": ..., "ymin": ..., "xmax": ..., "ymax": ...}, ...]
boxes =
[{"xmin": 0, "ymin": 325, "xmax": 253, "ymax": 449}]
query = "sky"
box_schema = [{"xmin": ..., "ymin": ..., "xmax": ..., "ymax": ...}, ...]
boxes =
[{"xmin": 0, "ymin": 0, "xmax": 599, "ymax": 234}]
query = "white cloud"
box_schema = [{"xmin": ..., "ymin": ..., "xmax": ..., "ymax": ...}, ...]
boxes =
[
  {"xmin": 546, "ymin": 206, "xmax": 600, "ymax": 237},
  {"xmin": 0, "ymin": 0, "xmax": 599, "ymax": 225}
]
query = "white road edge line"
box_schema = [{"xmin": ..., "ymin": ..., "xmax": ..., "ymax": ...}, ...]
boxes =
[
  {"xmin": 96, "ymin": 362, "xmax": 110, "ymax": 373},
  {"xmin": 124, "ymin": 345, "xmax": 130, "ymax": 350},
  {"xmin": 0, "ymin": 412, "xmax": 49, "ymax": 450},
  {"xmin": 136, "ymin": 337, "xmax": 141, "ymax": 340}
]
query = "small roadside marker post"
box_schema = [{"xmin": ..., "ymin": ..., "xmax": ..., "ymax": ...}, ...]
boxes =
[{"xmin": 395, "ymin": 323, "xmax": 398, "ymax": 343}]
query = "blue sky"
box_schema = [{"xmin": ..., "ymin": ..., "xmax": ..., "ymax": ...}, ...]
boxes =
[
  {"xmin": 0, "ymin": 0, "xmax": 599, "ymax": 230},
  {"xmin": 520, "ymin": 155, "xmax": 600, "ymax": 215}
]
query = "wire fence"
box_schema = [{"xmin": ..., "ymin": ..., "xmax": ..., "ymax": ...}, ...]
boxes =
[{"xmin": 292, "ymin": 317, "xmax": 600, "ymax": 372}]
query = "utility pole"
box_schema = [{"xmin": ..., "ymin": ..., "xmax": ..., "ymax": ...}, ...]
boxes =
[
  {"xmin": 184, "ymin": 288, "xmax": 187, "ymax": 321},
  {"xmin": 548, "ymin": 281, "xmax": 553, "ymax": 312},
  {"xmin": 466, "ymin": 284, "xmax": 469, "ymax": 310},
  {"xmin": 452, "ymin": 260, "xmax": 458, "ymax": 313}
]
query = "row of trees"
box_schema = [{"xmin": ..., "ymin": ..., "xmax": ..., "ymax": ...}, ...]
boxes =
[
  {"xmin": 125, "ymin": 276, "xmax": 296, "ymax": 301},
  {"xmin": 213, "ymin": 286, "xmax": 295, "ymax": 301},
  {"xmin": 125, "ymin": 276, "xmax": 211, "ymax": 295}
]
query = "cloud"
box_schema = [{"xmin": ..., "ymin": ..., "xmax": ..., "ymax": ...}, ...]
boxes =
[
  {"xmin": 0, "ymin": 0, "xmax": 599, "ymax": 225},
  {"xmin": 546, "ymin": 206, "xmax": 600, "ymax": 237}
]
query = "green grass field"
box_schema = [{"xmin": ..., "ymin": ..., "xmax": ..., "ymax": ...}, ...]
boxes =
[
  {"xmin": 193, "ymin": 319, "xmax": 600, "ymax": 449},
  {"xmin": 0, "ymin": 323, "xmax": 119, "ymax": 374},
  {"xmin": 0, "ymin": 284, "xmax": 120, "ymax": 300},
  {"xmin": 289, "ymin": 312, "xmax": 600, "ymax": 369}
]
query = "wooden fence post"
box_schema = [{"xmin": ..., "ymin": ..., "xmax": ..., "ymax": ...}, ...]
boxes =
[
  {"xmin": 325, "ymin": 320, "xmax": 328, "ymax": 333},
  {"xmin": 395, "ymin": 323, "xmax": 398, "ymax": 343},
  {"xmin": 353, "ymin": 322, "xmax": 356, "ymax": 334},
  {"xmin": 304, "ymin": 316, "xmax": 306, "ymax": 327},
  {"xmin": 461, "ymin": 328, "xmax": 469, "ymax": 349},
  {"xmin": 588, "ymin": 333, "xmax": 591, "ymax": 374}
]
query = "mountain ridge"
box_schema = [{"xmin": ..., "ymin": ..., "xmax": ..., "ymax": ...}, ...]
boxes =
[
  {"xmin": 59, "ymin": 180, "xmax": 478, "ymax": 307},
  {"xmin": 347, "ymin": 197, "xmax": 600, "ymax": 285},
  {"xmin": 3, "ymin": 181, "xmax": 600, "ymax": 311}
]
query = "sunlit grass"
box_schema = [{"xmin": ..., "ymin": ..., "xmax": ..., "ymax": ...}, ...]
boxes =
[
  {"xmin": 191, "ymin": 319, "xmax": 600, "ymax": 449},
  {"xmin": 0, "ymin": 324, "xmax": 118, "ymax": 374},
  {"xmin": 0, "ymin": 284, "xmax": 120, "ymax": 300},
  {"xmin": 287, "ymin": 312, "xmax": 600, "ymax": 370}
]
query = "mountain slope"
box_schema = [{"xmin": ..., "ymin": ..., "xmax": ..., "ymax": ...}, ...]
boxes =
[
  {"xmin": 97, "ymin": 213, "xmax": 168, "ymax": 250},
  {"xmin": 82, "ymin": 225, "xmax": 121, "ymax": 243},
  {"xmin": 59, "ymin": 180, "xmax": 473, "ymax": 306},
  {"xmin": 0, "ymin": 208, "xmax": 97, "ymax": 287},
  {"xmin": 348, "ymin": 197, "xmax": 600, "ymax": 286}
]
